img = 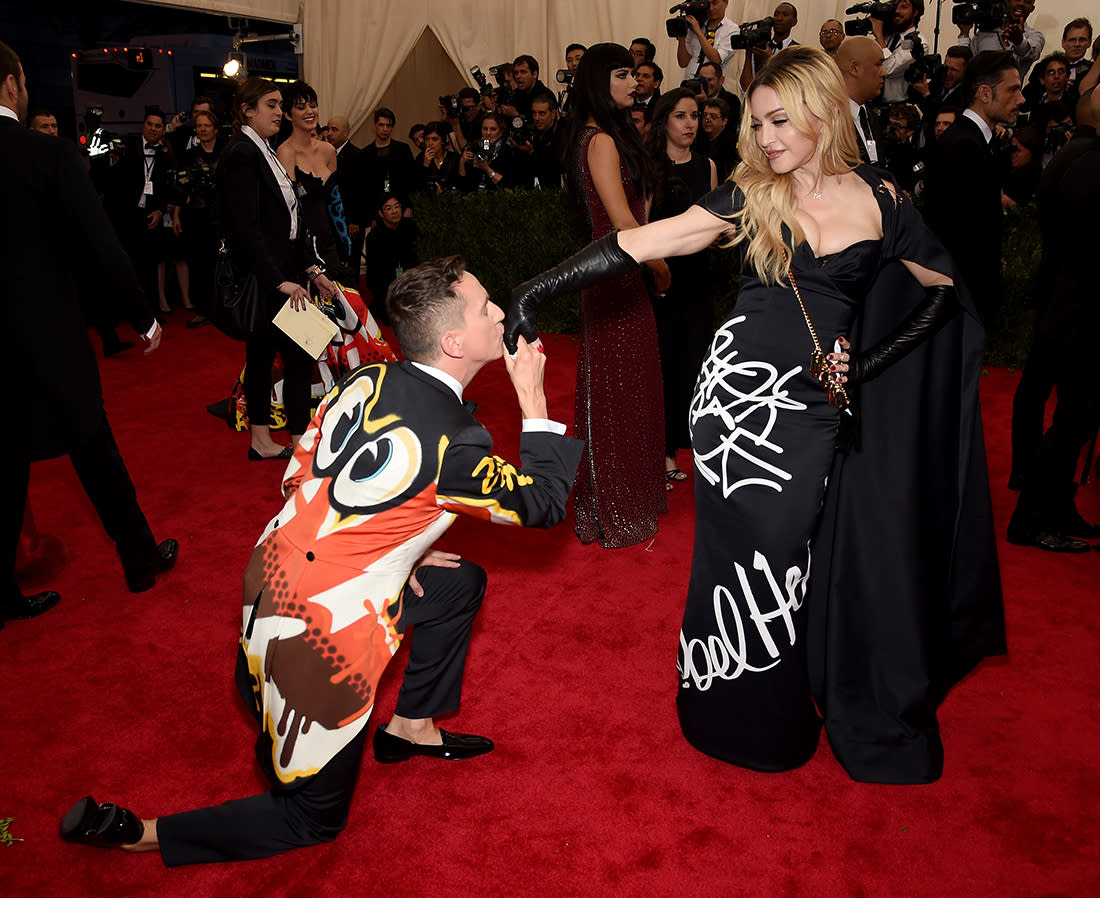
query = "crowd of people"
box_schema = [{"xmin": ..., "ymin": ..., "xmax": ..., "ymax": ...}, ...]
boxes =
[{"xmin": 3, "ymin": 0, "xmax": 1098, "ymax": 871}]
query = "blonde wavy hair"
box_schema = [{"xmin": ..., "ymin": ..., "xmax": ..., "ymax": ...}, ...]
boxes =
[{"xmin": 720, "ymin": 46, "xmax": 861, "ymax": 285}]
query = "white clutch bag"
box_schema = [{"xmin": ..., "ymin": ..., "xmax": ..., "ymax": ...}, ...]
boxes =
[{"xmin": 273, "ymin": 298, "xmax": 340, "ymax": 360}]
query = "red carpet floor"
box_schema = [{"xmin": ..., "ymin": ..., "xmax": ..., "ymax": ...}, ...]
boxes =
[{"xmin": 3, "ymin": 313, "xmax": 1098, "ymax": 897}]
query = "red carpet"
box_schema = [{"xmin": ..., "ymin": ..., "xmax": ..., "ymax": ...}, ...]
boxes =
[{"xmin": 3, "ymin": 314, "xmax": 1098, "ymax": 897}]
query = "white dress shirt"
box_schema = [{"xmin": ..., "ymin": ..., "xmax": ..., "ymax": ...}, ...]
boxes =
[{"xmin": 241, "ymin": 124, "xmax": 299, "ymax": 239}]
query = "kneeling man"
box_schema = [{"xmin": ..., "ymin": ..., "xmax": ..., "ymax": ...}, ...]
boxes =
[{"xmin": 61, "ymin": 256, "xmax": 583, "ymax": 865}]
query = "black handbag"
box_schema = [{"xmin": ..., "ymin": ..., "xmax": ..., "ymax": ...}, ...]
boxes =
[{"xmin": 211, "ymin": 239, "xmax": 265, "ymax": 340}]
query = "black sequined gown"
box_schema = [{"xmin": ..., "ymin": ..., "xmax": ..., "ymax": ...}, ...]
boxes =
[
  {"xmin": 574, "ymin": 126, "xmax": 667, "ymax": 547},
  {"xmin": 676, "ymin": 167, "xmax": 1005, "ymax": 784}
]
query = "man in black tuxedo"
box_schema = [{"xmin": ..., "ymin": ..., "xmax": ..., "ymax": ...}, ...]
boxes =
[
  {"xmin": 838, "ymin": 36, "xmax": 886, "ymax": 166},
  {"xmin": 325, "ymin": 114, "xmax": 364, "ymax": 281},
  {"xmin": 1006, "ymin": 85, "xmax": 1100, "ymax": 552},
  {"xmin": 0, "ymin": 41, "xmax": 178, "ymax": 629},
  {"xmin": 923, "ymin": 51, "xmax": 1025, "ymax": 333},
  {"xmin": 101, "ymin": 109, "xmax": 174, "ymax": 316}
]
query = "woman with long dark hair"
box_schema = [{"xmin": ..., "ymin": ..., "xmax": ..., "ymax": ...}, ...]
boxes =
[
  {"xmin": 507, "ymin": 47, "xmax": 1003, "ymax": 783},
  {"xmin": 217, "ymin": 77, "xmax": 338, "ymax": 460},
  {"xmin": 561, "ymin": 42, "xmax": 669, "ymax": 548},
  {"xmin": 644, "ymin": 87, "xmax": 718, "ymax": 486}
]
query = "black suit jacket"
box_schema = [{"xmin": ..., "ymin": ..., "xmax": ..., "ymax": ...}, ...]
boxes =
[
  {"xmin": 101, "ymin": 135, "xmax": 173, "ymax": 235},
  {"xmin": 0, "ymin": 116, "xmax": 153, "ymax": 459},
  {"xmin": 334, "ymin": 140, "xmax": 364, "ymax": 224},
  {"xmin": 217, "ymin": 132, "xmax": 313, "ymax": 303},
  {"xmin": 922, "ymin": 114, "xmax": 1002, "ymax": 321}
]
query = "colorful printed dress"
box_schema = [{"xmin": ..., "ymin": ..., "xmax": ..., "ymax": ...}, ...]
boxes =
[{"xmin": 239, "ymin": 361, "xmax": 583, "ymax": 784}]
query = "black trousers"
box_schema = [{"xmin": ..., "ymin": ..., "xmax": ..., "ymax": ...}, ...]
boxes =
[
  {"xmin": 1009, "ymin": 352, "xmax": 1100, "ymax": 531},
  {"xmin": 243, "ymin": 319, "xmax": 314, "ymax": 434},
  {"xmin": 1009, "ymin": 333, "xmax": 1058, "ymax": 488},
  {"xmin": 6, "ymin": 413, "xmax": 157, "ymax": 606},
  {"xmin": 156, "ymin": 559, "xmax": 486, "ymax": 866}
]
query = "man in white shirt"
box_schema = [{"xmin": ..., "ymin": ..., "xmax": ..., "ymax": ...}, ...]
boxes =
[
  {"xmin": 837, "ymin": 36, "xmax": 885, "ymax": 164},
  {"xmin": 871, "ymin": 0, "xmax": 931, "ymax": 104},
  {"xmin": 739, "ymin": 3, "xmax": 799, "ymax": 92},
  {"xmin": 675, "ymin": 0, "xmax": 739, "ymax": 79}
]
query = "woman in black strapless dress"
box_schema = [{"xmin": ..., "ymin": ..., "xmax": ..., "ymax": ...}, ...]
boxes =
[{"xmin": 506, "ymin": 47, "xmax": 1004, "ymax": 784}]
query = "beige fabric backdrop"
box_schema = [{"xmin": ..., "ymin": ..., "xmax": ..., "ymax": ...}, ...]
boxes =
[{"xmin": 140, "ymin": 0, "xmax": 1095, "ymax": 136}]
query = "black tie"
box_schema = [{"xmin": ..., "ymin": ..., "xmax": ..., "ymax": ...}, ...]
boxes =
[{"xmin": 858, "ymin": 106, "xmax": 873, "ymax": 142}]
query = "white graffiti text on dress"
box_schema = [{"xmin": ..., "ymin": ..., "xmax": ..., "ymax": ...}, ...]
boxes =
[
  {"xmin": 690, "ymin": 315, "xmax": 806, "ymax": 496},
  {"xmin": 678, "ymin": 544, "xmax": 811, "ymax": 690}
]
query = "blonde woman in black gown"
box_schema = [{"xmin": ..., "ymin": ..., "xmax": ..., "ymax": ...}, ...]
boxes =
[{"xmin": 506, "ymin": 47, "xmax": 1004, "ymax": 784}]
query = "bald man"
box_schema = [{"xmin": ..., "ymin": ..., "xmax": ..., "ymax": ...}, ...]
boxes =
[
  {"xmin": 837, "ymin": 36, "xmax": 885, "ymax": 163},
  {"xmin": 325, "ymin": 115, "xmax": 363, "ymax": 279}
]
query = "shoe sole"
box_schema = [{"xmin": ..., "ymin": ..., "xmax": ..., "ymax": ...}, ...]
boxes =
[{"xmin": 60, "ymin": 796, "xmax": 97, "ymax": 840}]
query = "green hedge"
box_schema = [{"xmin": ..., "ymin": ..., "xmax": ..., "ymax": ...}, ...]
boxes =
[{"xmin": 414, "ymin": 188, "xmax": 1038, "ymax": 368}]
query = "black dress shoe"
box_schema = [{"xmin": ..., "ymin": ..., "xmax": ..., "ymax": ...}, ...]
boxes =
[
  {"xmin": 185, "ymin": 314, "xmax": 210, "ymax": 329},
  {"xmin": 248, "ymin": 446, "xmax": 293, "ymax": 461},
  {"xmin": 60, "ymin": 796, "xmax": 143, "ymax": 848},
  {"xmin": 1, "ymin": 590, "xmax": 61, "ymax": 624},
  {"xmin": 102, "ymin": 340, "xmax": 135, "ymax": 357},
  {"xmin": 1006, "ymin": 528, "xmax": 1091, "ymax": 553},
  {"xmin": 126, "ymin": 539, "xmax": 180, "ymax": 593},
  {"xmin": 373, "ymin": 723, "xmax": 494, "ymax": 763}
]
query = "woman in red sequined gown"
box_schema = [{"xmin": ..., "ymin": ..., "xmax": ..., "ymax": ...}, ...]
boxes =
[{"xmin": 564, "ymin": 43, "xmax": 669, "ymax": 547}]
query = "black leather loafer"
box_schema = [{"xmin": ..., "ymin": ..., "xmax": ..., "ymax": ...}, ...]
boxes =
[
  {"xmin": 126, "ymin": 539, "xmax": 180, "ymax": 593},
  {"xmin": 60, "ymin": 796, "xmax": 144, "ymax": 848},
  {"xmin": 2, "ymin": 590, "xmax": 61, "ymax": 625},
  {"xmin": 373, "ymin": 723, "xmax": 494, "ymax": 763},
  {"xmin": 1006, "ymin": 528, "xmax": 1090, "ymax": 553}
]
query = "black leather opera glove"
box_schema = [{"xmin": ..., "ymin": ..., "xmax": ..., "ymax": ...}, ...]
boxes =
[
  {"xmin": 845, "ymin": 284, "xmax": 958, "ymax": 384},
  {"xmin": 504, "ymin": 231, "xmax": 638, "ymax": 353}
]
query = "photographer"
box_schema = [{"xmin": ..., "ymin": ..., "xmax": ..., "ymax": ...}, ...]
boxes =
[
  {"xmin": 499, "ymin": 55, "xmax": 547, "ymax": 120},
  {"xmin": 171, "ymin": 109, "xmax": 224, "ymax": 327},
  {"xmin": 673, "ymin": 0, "xmax": 739, "ymax": 79},
  {"xmin": 512, "ymin": 91, "xmax": 564, "ymax": 188},
  {"xmin": 458, "ymin": 113, "xmax": 522, "ymax": 191},
  {"xmin": 913, "ymin": 45, "xmax": 971, "ymax": 124},
  {"xmin": 693, "ymin": 61, "xmax": 742, "ymax": 134},
  {"xmin": 957, "ymin": 0, "xmax": 1044, "ymax": 77},
  {"xmin": 868, "ymin": 0, "xmax": 931, "ymax": 104},
  {"xmin": 450, "ymin": 87, "xmax": 487, "ymax": 145},
  {"xmin": 738, "ymin": 3, "xmax": 799, "ymax": 93}
]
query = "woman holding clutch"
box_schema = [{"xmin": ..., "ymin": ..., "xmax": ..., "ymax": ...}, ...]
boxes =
[{"xmin": 217, "ymin": 77, "xmax": 337, "ymax": 460}]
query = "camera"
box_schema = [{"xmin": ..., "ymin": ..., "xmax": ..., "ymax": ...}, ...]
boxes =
[
  {"xmin": 680, "ymin": 76, "xmax": 707, "ymax": 94},
  {"xmin": 474, "ymin": 137, "xmax": 492, "ymax": 162},
  {"xmin": 439, "ymin": 94, "xmax": 461, "ymax": 118},
  {"xmin": 470, "ymin": 66, "xmax": 495, "ymax": 99},
  {"xmin": 729, "ymin": 17, "xmax": 775, "ymax": 50},
  {"xmin": 906, "ymin": 49, "xmax": 944, "ymax": 85},
  {"xmin": 951, "ymin": 0, "xmax": 1008, "ymax": 31},
  {"xmin": 666, "ymin": 0, "xmax": 710, "ymax": 38},
  {"xmin": 556, "ymin": 69, "xmax": 572, "ymax": 85},
  {"xmin": 511, "ymin": 115, "xmax": 533, "ymax": 145},
  {"xmin": 844, "ymin": 1, "xmax": 897, "ymax": 35}
]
